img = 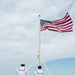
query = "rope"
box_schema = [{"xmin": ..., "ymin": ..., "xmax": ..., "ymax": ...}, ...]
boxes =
[{"xmin": 42, "ymin": 59, "xmax": 52, "ymax": 75}]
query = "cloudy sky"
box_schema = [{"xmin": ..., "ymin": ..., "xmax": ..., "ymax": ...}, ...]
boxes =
[{"xmin": 0, "ymin": 0, "xmax": 75, "ymax": 75}]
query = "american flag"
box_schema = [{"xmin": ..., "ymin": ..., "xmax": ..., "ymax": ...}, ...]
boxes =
[{"xmin": 40, "ymin": 12, "xmax": 73, "ymax": 32}]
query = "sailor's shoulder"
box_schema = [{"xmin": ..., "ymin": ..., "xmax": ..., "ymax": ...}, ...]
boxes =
[
  {"xmin": 25, "ymin": 67, "xmax": 27, "ymax": 71},
  {"xmin": 16, "ymin": 69, "xmax": 19, "ymax": 71}
]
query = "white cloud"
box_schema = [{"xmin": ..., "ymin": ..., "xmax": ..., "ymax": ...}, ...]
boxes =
[{"xmin": 41, "ymin": 33, "xmax": 75, "ymax": 61}]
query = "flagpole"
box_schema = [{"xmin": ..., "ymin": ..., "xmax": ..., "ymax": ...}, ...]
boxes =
[{"xmin": 38, "ymin": 15, "xmax": 41, "ymax": 66}]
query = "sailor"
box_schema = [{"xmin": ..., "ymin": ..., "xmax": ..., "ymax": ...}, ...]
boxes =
[
  {"xmin": 17, "ymin": 63, "xmax": 27, "ymax": 75},
  {"xmin": 35, "ymin": 66, "xmax": 43, "ymax": 75}
]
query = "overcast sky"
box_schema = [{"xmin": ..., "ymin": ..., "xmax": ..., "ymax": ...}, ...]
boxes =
[{"xmin": 0, "ymin": 0, "xmax": 75, "ymax": 75}]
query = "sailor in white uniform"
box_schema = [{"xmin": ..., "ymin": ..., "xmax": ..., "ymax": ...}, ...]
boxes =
[
  {"xmin": 35, "ymin": 66, "xmax": 43, "ymax": 75},
  {"xmin": 17, "ymin": 63, "xmax": 27, "ymax": 75}
]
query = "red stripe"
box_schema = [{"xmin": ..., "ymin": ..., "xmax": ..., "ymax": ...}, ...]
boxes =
[
  {"xmin": 40, "ymin": 26, "xmax": 46, "ymax": 31},
  {"xmin": 60, "ymin": 30, "xmax": 73, "ymax": 32},
  {"xmin": 52, "ymin": 13, "xmax": 69, "ymax": 22},
  {"xmin": 53, "ymin": 18, "xmax": 72, "ymax": 25},
  {"xmin": 64, "ymin": 15, "xmax": 70, "ymax": 20},
  {"xmin": 46, "ymin": 25, "xmax": 57, "ymax": 28},
  {"xmin": 57, "ymin": 21, "xmax": 73, "ymax": 27},
  {"xmin": 60, "ymin": 27, "xmax": 72, "ymax": 31},
  {"xmin": 60, "ymin": 25, "xmax": 73, "ymax": 29},
  {"xmin": 47, "ymin": 29, "xmax": 59, "ymax": 32}
]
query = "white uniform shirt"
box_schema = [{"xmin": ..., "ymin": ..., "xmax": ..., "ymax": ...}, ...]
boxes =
[
  {"xmin": 35, "ymin": 69, "xmax": 43, "ymax": 75},
  {"xmin": 17, "ymin": 67, "xmax": 27, "ymax": 75}
]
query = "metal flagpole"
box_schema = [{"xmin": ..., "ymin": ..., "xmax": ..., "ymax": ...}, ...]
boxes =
[
  {"xmin": 38, "ymin": 15, "xmax": 52, "ymax": 75},
  {"xmin": 38, "ymin": 15, "xmax": 41, "ymax": 66},
  {"xmin": 28, "ymin": 15, "xmax": 52, "ymax": 75}
]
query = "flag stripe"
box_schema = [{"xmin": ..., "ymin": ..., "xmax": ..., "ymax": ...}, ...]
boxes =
[
  {"xmin": 47, "ymin": 28, "xmax": 73, "ymax": 32},
  {"xmin": 54, "ymin": 18, "xmax": 72, "ymax": 25}
]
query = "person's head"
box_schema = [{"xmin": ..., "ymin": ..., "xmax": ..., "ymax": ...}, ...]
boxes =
[
  {"xmin": 21, "ymin": 62, "xmax": 25, "ymax": 67},
  {"xmin": 38, "ymin": 66, "xmax": 42, "ymax": 69}
]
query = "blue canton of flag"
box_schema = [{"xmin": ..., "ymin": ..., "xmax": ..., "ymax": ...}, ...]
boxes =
[{"xmin": 40, "ymin": 19, "xmax": 52, "ymax": 31}]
